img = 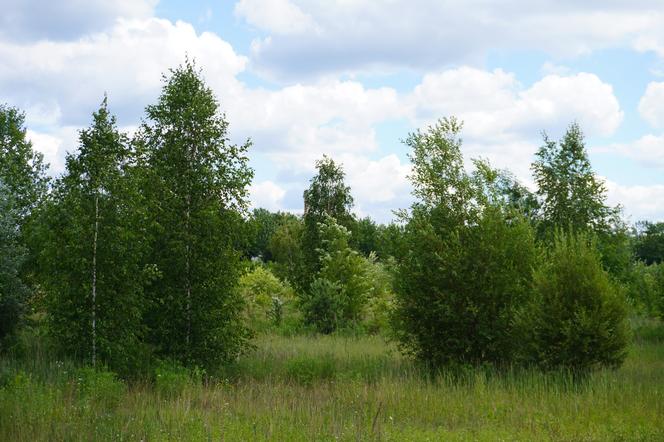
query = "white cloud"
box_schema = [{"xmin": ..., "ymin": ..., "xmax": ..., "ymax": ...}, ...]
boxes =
[
  {"xmin": 599, "ymin": 134, "xmax": 664, "ymax": 168},
  {"xmin": 606, "ymin": 180, "xmax": 664, "ymax": 222},
  {"xmin": 26, "ymin": 127, "xmax": 78, "ymax": 174},
  {"xmin": 249, "ymin": 180, "xmax": 286, "ymax": 211},
  {"xmin": 638, "ymin": 82, "xmax": 664, "ymax": 128},
  {"xmin": 238, "ymin": 1, "xmax": 664, "ymax": 79},
  {"xmin": 235, "ymin": 0, "xmax": 318, "ymax": 35},
  {"xmin": 405, "ymin": 68, "xmax": 623, "ymax": 180},
  {"xmin": 0, "ymin": 18, "xmax": 247, "ymax": 127},
  {"xmin": 0, "ymin": 0, "xmax": 157, "ymax": 41}
]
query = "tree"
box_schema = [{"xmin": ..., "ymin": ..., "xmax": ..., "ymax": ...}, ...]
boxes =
[
  {"xmin": 268, "ymin": 216, "xmax": 307, "ymax": 291},
  {"xmin": 0, "ymin": 104, "xmax": 49, "ymax": 345},
  {"xmin": 634, "ymin": 221, "xmax": 664, "ymax": 265},
  {"xmin": 302, "ymin": 156, "xmax": 354, "ymax": 285},
  {"xmin": 0, "ymin": 181, "xmax": 28, "ymax": 346},
  {"xmin": 0, "ymin": 104, "xmax": 48, "ymax": 219},
  {"xmin": 349, "ymin": 216, "xmax": 379, "ymax": 257},
  {"xmin": 393, "ymin": 118, "xmax": 538, "ymax": 367},
  {"xmin": 247, "ymin": 209, "xmax": 298, "ymax": 261},
  {"xmin": 38, "ymin": 98, "xmax": 149, "ymax": 373},
  {"xmin": 532, "ymin": 122, "xmax": 617, "ymax": 238},
  {"xmin": 516, "ymin": 232, "xmax": 629, "ymax": 371},
  {"xmin": 302, "ymin": 216, "xmax": 372, "ymax": 333},
  {"xmin": 139, "ymin": 60, "xmax": 253, "ymax": 368}
]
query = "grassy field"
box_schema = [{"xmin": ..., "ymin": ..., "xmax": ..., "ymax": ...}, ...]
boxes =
[{"xmin": 1, "ymin": 323, "xmax": 663, "ymax": 441}]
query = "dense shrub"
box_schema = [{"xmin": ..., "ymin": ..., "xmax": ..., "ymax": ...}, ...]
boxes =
[
  {"xmin": 516, "ymin": 232, "xmax": 630, "ymax": 371},
  {"xmin": 393, "ymin": 119, "xmax": 539, "ymax": 367},
  {"xmin": 237, "ymin": 265, "xmax": 296, "ymax": 330}
]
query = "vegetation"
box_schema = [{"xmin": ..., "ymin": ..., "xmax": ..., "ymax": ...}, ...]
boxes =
[
  {"xmin": 1, "ymin": 62, "xmax": 662, "ymax": 440},
  {"xmin": 1, "ymin": 329, "xmax": 663, "ymax": 441}
]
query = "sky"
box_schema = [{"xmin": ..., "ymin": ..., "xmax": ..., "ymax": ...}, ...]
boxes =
[{"xmin": 2, "ymin": 0, "xmax": 664, "ymax": 223}]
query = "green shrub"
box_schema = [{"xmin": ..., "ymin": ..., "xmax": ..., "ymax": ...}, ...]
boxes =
[
  {"xmin": 76, "ymin": 367, "xmax": 125, "ymax": 408},
  {"xmin": 394, "ymin": 206, "xmax": 538, "ymax": 367},
  {"xmin": 625, "ymin": 261, "xmax": 661, "ymax": 316},
  {"xmin": 302, "ymin": 278, "xmax": 343, "ymax": 334},
  {"xmin": 237, "ymin": 265, "xmax": 296, "ymax": 331},
  {"xmin": 154, "ymin": 360, "xmax": 201, "ymax": 397},
  {"xmin": 516, "ymin": 232, "xmax": 630, "ymax": 371},
  {"xmin": 393, "ymin": 120, "xmax": 539, "ymax": 368}
]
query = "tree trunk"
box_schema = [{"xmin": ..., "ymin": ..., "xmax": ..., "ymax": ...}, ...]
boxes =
[
  {"xmin": 92, "ymin": 192, "xmax": 99, "ymax": 367},
  {"xmin": 185, "ymin": 193, "xmax": 191, "ymax": 350}
]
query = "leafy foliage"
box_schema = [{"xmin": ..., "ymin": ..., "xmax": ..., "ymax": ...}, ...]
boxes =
[
  {"xmin": 0, "ymin": 182, "xmax": 28, "ymax": 345},
  {"xmin": 516, "ymin": 232, "xmax": 630, "ymax": 371},
  {"xmin": 532, "ymin": 122, "xmax": 618, "ymax": 238},
  {"xmin": 0, "ymin": 104, "xmax": 48, "ymax": 219},
  {"xmin": 302, "ymin": 156, "xmax": 355, "ymax": 285},
  {"xmin": 37, "ymin": 98, "xmax": 149, "ymax": 374},
  {"xmin": 301, "ymin": 216, "xmax": 373, "ymax": 333},
  {"xmin": 393, "ymin": 118, "xmax": 539, "ymax": 367},
  {"xmin": 634, "ymin": 221, "xmax": 664, "ymax": 265},
  {"xmin": 237, "ymin": 265, "xmax": 295, "ymax": 330},
  {"xmin": 139, "ymin": 61, "xmax": 253, "ymax": 368}
]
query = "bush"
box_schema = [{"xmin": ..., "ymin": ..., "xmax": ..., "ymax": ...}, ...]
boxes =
[
  {"xmin": 301, "ymin": 216, "xmax": 373, "ymax": 333},
  {"xmin": 302, "ymin": 278, "xmax": 343, "ymax": 334},
  {"xmin": 154, "ymin": 360, "xmax": 201, "ymax": 397},
  {"xmin": 394, "ymin": 206, "xmax": 538, "ymax": 367},
  {"xmin": 625, "ymin": 261, "xmax": 661, "ymax": 316},
  {"xmin": 237, "ymin": 265, "xmax": 296, "ymax": 331},
  {"xmin": 516, "ymin": 232, "xmax": 630, "ymax": 371},
  {"xmin": 393, "ymin": 120, "xmax": 539, "ymax": 368},
  {"xmin": 76, "ymin": 367, "xmax": 126, "ymax": 408}
]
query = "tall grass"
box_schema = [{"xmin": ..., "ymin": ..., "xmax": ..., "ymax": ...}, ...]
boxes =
[{"xmin": 1, "ymin": 325, "xmax": 663, "ymax": 441}]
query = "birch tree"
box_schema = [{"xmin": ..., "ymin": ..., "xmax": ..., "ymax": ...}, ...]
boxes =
[
  {"xmin": 139, "ymin": 61, "xmax": 253, "ymax": 367},
  {"xmin": 39, "ymin": 98, "xmax": 148, "ymax": 373}
]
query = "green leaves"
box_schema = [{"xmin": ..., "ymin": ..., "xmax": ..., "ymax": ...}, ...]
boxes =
[{"xmin": 139, "ymin": 60, "xmax": 253, "ymax": 368}]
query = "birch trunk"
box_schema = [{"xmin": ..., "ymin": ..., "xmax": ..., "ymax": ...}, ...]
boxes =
[{"xmin": 92, "ymin": 192, "xmax": 99, "ymax": 367}]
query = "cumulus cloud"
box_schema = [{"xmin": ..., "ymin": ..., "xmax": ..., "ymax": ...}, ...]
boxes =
[
  {"xmin": 599, "ymin": 134, "xmax": 664, "ymax": 169},
  {"xmin": 0, "ymin": 18, "xmax": 247, "ymax": 127},
  {"xmin": 234, "ymin": 0, "xmax": 318, "ymax": 35},
  {"xmin": 406, "ymin": 67, "xmax": 623, "ymax": 180},
  {"xmin": 0, "ymin": 0, "xmax": 157, "ymax": 42},
  {"xmin": 249, "ymin": 180, "xmax": 287, "ymax": 211},
  {"xmin": 238, "ymin": 0, "xmax": 664, "ymax": 79},
  {"xmin": 638, "ymin": 82, "xmax": 664, "ymax": 128},
  {"xmin": 606, "ymin": 180, "xmax": 664, "ymax": 222}
]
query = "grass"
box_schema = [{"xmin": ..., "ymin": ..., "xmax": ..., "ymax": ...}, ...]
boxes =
[{"xmin": 1, "ymin": 326, "xmax": 663, "ymax": 441}]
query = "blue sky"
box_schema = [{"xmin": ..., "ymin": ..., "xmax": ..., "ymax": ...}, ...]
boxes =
[{"xmin": 1, "ymin": 0, "xmax": 663, "ymax": 223}]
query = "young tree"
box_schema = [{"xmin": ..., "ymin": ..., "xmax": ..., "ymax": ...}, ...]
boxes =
[
  {"xmin": 0, "ymin": 104, "xmax": 49, "ymax": 343},
  {"xmin": 38, "ymin": 98, "xmax": 149, "ymax": 373},
  {"xmin": 0, "ymin": 181, "xmax": 28, "ymax": 346},
  {"xmin": 532, "ymin": 122, "xmax": 617, "ymax": 237},
  {"xmin": 393, "ymin": 118, "xmax": 538, "ymax": 367},
  {"xmin": 302, "ymin": 156, "xmax": 354, "ymax": 285},
  {"xmin": 0, "ymin": 104, "xmax": 48, "ymax": 219},
  {"xmin": 139, "ymin": 61, "xmax": 253, "ymax": 368},
  {"xmin": 516, "ymin": 232, "xmax": 629, "ymax": 371},
  {"xmin": 302, "ymin": 216, "xmax": 372, "ymax": 333}
]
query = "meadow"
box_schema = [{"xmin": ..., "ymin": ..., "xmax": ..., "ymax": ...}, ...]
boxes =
[{"xmin": 1, "ymin": 319, "xmax": 663, "ymax": 441}]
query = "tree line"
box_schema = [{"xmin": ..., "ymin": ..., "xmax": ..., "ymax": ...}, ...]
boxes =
[{"xmin": 1, "ymin": 62, "xmax": 663, "ymax": 377}]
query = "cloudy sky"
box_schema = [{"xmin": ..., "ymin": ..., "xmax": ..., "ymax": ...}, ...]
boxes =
[{"xmin": 2, "ymin": 0, "xmax": 664, "ymax": 222}]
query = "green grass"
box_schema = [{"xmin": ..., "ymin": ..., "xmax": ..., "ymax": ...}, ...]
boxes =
[{"xmin": 1, "ymin": 327, "xmax": 664, "ymax": 441}]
